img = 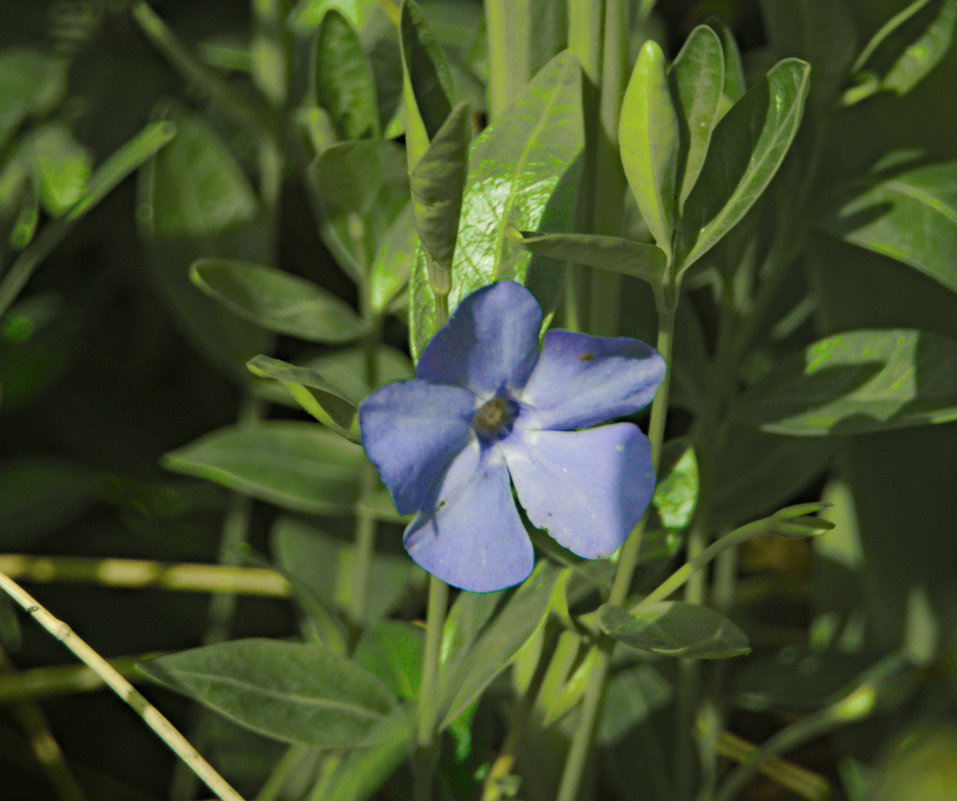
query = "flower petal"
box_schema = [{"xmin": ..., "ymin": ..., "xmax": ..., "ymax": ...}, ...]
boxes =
[
  {"xmin": 518, "ymin": 330, "xmax": 665, "ymax": 430},
  {"xmin": 403, "ymin": 441, "xmax": 534, "ymax": 592},
  {"xmin": 359, "ymin": 379, "xmax": 476, "ymax": 515},
  {"xmin": 504, "ymin": 424, "xmax": 654, "ymax": 558},
  {"xmin": 416, "ymin": 280, "xmax": 543, "ymax": 395}
]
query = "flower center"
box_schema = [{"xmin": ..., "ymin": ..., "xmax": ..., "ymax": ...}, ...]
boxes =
[{"xmin": 472, "ymin": 396, "xmax": 517, "ymax": 440}]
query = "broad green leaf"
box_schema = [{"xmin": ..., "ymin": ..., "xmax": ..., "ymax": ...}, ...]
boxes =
[
  {"xmin": 735, "ymin": 329, "xmax": 957, "ymax": 435},
  {"xmin": 0, "ymin": 457, "xmax": 99, "ymax": 548},
  {"xmin": 355, "ymin": 621, "xmax": 424, "ymax": 699},
  {"xmin": 599, "ymin": 663, "xmax": 673, "ymax": 745},
  {"xmin": 600, "ymin": 602, "xmax": 750, "ymax": 659},
  {"xmin": 822, "ymin": 161, "xmax": 957, "ymax": 296},
  {"xmin": 191, "ymin": 258, "xmax": 366, "ymax": 343},
  {"xmin": 308, "ymin": 139, "xmax": 408, "ymax": 280},
  {"xmin": 139, "ymin": 106, "xmax": 271, "ymax": 373},
  {"xmin": 512, "ymin": 230, "xmax": 666, "ymax": 285},
  {"xmin": 272, "ymin": 517, "xmax": 416, "ymax": 623},
  {"xmin": 247, "ymin": 355, "xmax": 357, "ymax": 437},
  {"xmin": 0, "ymin": 48, "xmax": 66, "ymax": 145},
  {"xmin": 399, "ymin": 0, "xmax": 454, "ymax": 168},
  {"xmin": 673, "ymin": 58, "xmax": 810, "ymax": 273},
  {"xmin": 439, "ymin": 589, "xmax": 503, "ymax": 678},
  {"xmin": 315, "ymin": 9, "xmax": 380, "ymax": 139},
  {"xmin": 163, "ymin": 422, "xmax": 364, "ymax": 514},
  {"xmin": 370, "ymin": 202, "xmax": 417, "ymax": 312},
  {"xmin": 669, "ymin": 26, "xmax": 724, "ymax": 209},
  {"xmin": 410, "ymin": 100, "xmax": 471, "ymax": 290},
  {"xmin": 652, "ymin": 440, "xmax": 698, "ymax": 530},
  {"xmin": 439, "ymin": 561, "xmax": 563, "ymax": 726},
  {"xmin": 410, "ymin": 51, "xmax": 583, "ymax": 356},
  {"xmin": 138, "ymin": 639, "xmax": 396, "ymax": 747},
  {"xmin": 301, "ymin": 345, "xmax": 413, "ymax": 399},
  {"xmin": 30, "ymin": 123, "xmax": 92, "ymax": 216},
  {"xmin": 619, "ymin": 41, "xmax": 679, "ymax": 256},
  {"xmin": 849, "ymin": 0, "xmax": 957, "ymax": 99}
]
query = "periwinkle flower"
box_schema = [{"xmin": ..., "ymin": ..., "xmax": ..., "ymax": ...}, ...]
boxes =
[{"xmin": 359, "ymin": 280, "xmax": 666, "ymax": 592}]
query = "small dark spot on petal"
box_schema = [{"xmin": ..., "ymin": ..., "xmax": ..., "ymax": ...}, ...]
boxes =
[{"xmin": 579, "ymin": 352, "xmax": 595, "ymax": 362}]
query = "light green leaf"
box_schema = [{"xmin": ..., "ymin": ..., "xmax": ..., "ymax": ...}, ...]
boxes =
[
  {"xmin": 669, "ymin": 26, "xmax": 724, "ymax": 210},
  {"xmin": 138, "ymin": 639, "xmax": 396, "ymax": 747},
  {"xmin": 30, "ymin": 123, "xmax": 92, "ymax": 216},
  {"xmin": 370, "ymin": 202, "xmax": 417, "ymax": 312},
  {"xmin": 653, "ymin": 440, "xmax": 698, "ymax": 530},
  {"xmin": 399, "ymin": 0, "xmax": 455, "ymax": 168},
  {"xmin": 191, "ymin": 258, "xmax": 366, "ymax": 343},
  {"xmin": 619, "ymin": 40, "xmax": 679, "ymax": 256},
  {"xmin": 709, "ymin": 19, "xmax": 746, "ymax": 105},
  {"xmin": 410, "ymin": 100, "xmax": 471, "ymax": 291},
  {"xmin": 735, "ymin": 328, "xmax": 957, "ymax": 435},
  {"xmin": 439, "ymin": 562, "xmax": 563, "ymax": 726},
  {"xmin": 139, "ymin": 106, "xmax": 271, "ymax": 373},
  {"xmin": 410, "ymin": 51, "xmax": 583, "ymax": 356},
  {"xmin": 673, "ymin": 58, "xmax": 810, "ymax": 273},
  {"xmin": 822, "ymin": 161, "xmax": 957, "ymax": 295},
  {"xmin": 511, "ymin": 230, "xmax": 666, "ymax": 285},
  {"xmin": 247, "ymin": 355, "xmax": 357, "ymax": 438},
  {"xmin": 315, "ymin": 9, "xmax": 380, "ymax": 139},
  {"xmin": 163, "ymin": 421, "xmax": 364, "ymax": 514},
  {"xmin": 600, "ymin": 602, "xmax": 750, "ymax": 659},
  {"xmin": 355, "ymin": 621, "xmax": 424, "ymax": 699}
]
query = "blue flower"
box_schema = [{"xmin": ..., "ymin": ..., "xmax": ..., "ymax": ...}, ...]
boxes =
[{"xmin": 358, "ymin": 280, "xmax": 666, "ymax": 592}]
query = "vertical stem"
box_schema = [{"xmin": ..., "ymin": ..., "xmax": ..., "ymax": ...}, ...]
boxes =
[{"xmin": 413, "ymin": 575, "xmax": 449, "ymax": 801}]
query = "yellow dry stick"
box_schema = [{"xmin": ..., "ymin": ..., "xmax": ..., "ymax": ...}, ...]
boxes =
[{"xmin": 0, "ymin": 569, "xmax": 247, "ymax": 801}]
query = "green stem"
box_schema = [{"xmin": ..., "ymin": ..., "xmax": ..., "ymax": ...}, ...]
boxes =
[{"xmin": 413, "ymin": 574, "xmax": 449, "ymax": 801}]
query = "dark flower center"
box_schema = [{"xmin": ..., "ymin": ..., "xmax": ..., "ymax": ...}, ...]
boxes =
[{"xmin": 473, "ymin": 396, "xmax": 517, "ymax": 440}]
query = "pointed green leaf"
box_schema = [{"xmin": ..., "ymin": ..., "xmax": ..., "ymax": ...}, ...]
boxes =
[
  {"xmin": 138, "ymin": 639, "xmax": 396, "ymax": 747},
  {"xmin": 669, "ymin": 26, "xmax": 725, "ymax": 209},
  {"xmin": 822, "ymin": 161, "xmax": 957, "ymax": 295},
  {"xmin": 315, "ymin": 9, "xmax": 380, "ymax": 139},
  {"xmin": 410, "ymin": 51, "xmax": 583, "ymax": 356},
  {"xmin": 191, "ymin": 258, "xmax": 366, "ymax": 343},
  {"xmin": 400, "ymin": 0, "xmax": 454, "ymax": 168},
  {"xmin": 512, "ymin": 230, "xmax": 666, "ymax": 285},
  {"xmin": 439, "ymin": 562, "xmax": 563, "ymax": 727},
  {"xmin": 673, "ymin": 58, "xmax": 810, "ymax": 273},
  {"xmin": 709, "ymin": 19, "xmax": 746, "ymax": 105},
  {"xmin": 355, "ymin": 621, "xmax": 424, "ymax": 699},
  {"xmin": 735, "ymin": 328, "xmax": 957, "ymax": 435},
  {"xmin": 247, "ymin": 354, "xmax": 357, "ymax": 438},
  {"xmin": 619, "ymin": 41, "xmax": 679, "ymax": 257},
  {"xmin": 163, "ymin": 421, "xmax": 364, "ymax": 513},
  {"xmin": 370, "ymin": 202, "xmax": 417, "ymax": 312},
  {"xmin": 600, "ymin": 602, "xmax": 750, "ymax": 659},
  {"xmin": 410, "ymin": 100, "xmax": 471, "ymax": 291}
]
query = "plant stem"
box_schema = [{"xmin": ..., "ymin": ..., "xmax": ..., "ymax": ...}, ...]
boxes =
[
  {"xmin": 0, "ymin": 654, "xmax": 156, "ymax": 703},
  {"xmin": 413, "ymin": 574, "xmax": 449, "ymax": 801},
  {"xmin": 0, "ymin": 571, "xmax": 246, "ymax": 801}
]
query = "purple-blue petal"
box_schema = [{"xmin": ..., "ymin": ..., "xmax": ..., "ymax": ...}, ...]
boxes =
[
  {"xmin": 403, "ymin": 441, "xmax": 534, "ymax": 592},
  {"xmin": 358, "ymin": 379, "xmax": 476, "ymax": 515},
  {"xmin": 518, "ymin": 330, "xmax": 665, "ymax": 431},
  {"xmin": 416, "ymin": 280, "xmax": 543, "ymax": 395},
  {"xmin": 503, "ymin": 424, "xmax": 654, "ymax": 559}
]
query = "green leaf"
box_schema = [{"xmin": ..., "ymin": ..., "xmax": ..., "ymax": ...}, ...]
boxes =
[
  {"xmin": 247, "ymin": 355, "xmax": 357, "ymax": 438},
  {"xmin": 302, "ymin": 345, "xmax": 413, "ymax": 399},
  {"xmin": 735, "ymin": 328, "xmax": 957, "ymax": 435},
  {"xmin": 822, "ymin": 161, "xmax": 957, "ymax": 296},
  {"xmin": 370, "ymin": 202, "xmax": 417, "ymax": 312},
  {"xmin": 669, "ymin": 26, "xmax": 724, "ymax": 210},
  {"xmin": 0, "ymin": 48, "xmax": 66, "ymax": 145},
  {"xmin": 410, "ymin": 51, "xmax": 583, "ymax": 356},
  {"xmin": 849, "ymin": 0, "xmax": 957, "ymax": 99},
  {"xmin": 355, "ymin": 621, "xmax": 424, "ymax": 699},
  {"xmin": 600, "ymin": 602, "xmax": 750, "ymax": 659},
  {"xmin": 30, "ymin": 123, "xmax": 92, "ymax": 216},
  {"xmin": 410, "ymin": 100, "xmax": 471, "ymax": 291},
  {"xmin": 139, "ymin": 106, "xmax": 271, "ymax": 373},
  {"xmin": 315, "ymin": 9, "xmax": 380, "ymax": 139},
  {"xmin": 511, "ymin": 230, "xmax": 666, "ymax": 285},
  {"xmin": 0, "ymin": 457, "xmax": 99, "ymax": 548},
  {"xmin": 138, "ymin": 639, "xmax": 396, "ymax": 747},
  {"xmin": 439, "ymin": 589, "xmax": 503, "ymax": 678},
  {"xmin": 438, "ymin": 562, "xmax": 563, "ymax": 726},
  {"xmin": 163, "ymin": 422, "xmax": 364, "ymax": 514},
  {"xmin": 272, "ymin": 517, "xmax": 417, "ymax": 623},
  {"xmin": 308, "ymin": 139, "xmax": 408, "ymax": 281},
  {"xmin": 399, "ymin": 0, "xmax": 455, "ymax": 168},
  {"xmin": 653, "ymin": 440, "xmax": 698, "ymax": 530},
  {"xmin": 191, "ymin": 258, "xmax": 366, "ymax": 343},
  {"xmin": 673, "ymin": 58, "xmax": 810, "ymax": 273},
  {"xmin": 619, "ymin": 41, "xmax": 679, "ymax": 257},
  {"xmin": 708, "ymin": 19, "xmax": 746, "ymax": 105}
]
